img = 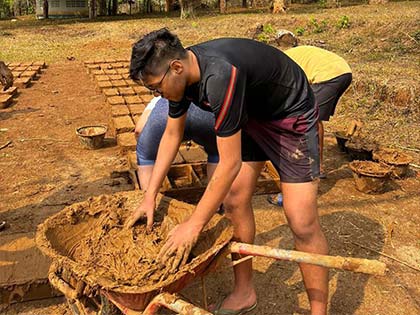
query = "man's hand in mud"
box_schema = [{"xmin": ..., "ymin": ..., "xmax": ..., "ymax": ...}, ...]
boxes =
[
  {"xmin": 0, "ymin": 61, "xmax": 13, "ymax": 91},
  {"xmin": 125, "ymin": 196, "xmax": 156, "ymax": 230},
  {"xmin": 157, "ymin": 220, "xmax": 201, "ymax": 273}
]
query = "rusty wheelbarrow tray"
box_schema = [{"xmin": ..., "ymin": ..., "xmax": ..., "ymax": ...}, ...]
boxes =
[
  {"xmin": 36, "ymin": 190, "xmax": 387, "ymax": 315},
  {"xmin": 35, "ymin": 191, "xmax": 233, "ymax": 314}
]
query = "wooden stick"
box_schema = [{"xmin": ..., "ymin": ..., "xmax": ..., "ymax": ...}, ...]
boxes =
[
  {"xmin": 395, "ymin": 145, "xmax": 420, "ymax": 153},
  {"xmin": 0, "ymin": 140, "xmax": 12, "ymax": 150},
  {"xmin": 409, "ymin": 163, "xmax": 420, "ymax": 169},
  {"xmin": 229, "ymin": 242, "xmax": 387, "ymax": 276},
  {"xmin": 350, "ymin": 241, "xmax": 420, "ymax": 272},
  {"xmin": 201, "ymin": 276, "xmax": 208, "ymax": 311}
]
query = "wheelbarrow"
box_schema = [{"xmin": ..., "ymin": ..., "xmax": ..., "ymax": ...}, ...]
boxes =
[{"xmin": 36, "ymin": 191, "xmax": 386, "ymax": 315}]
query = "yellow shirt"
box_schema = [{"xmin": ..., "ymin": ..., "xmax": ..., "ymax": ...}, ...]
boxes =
[{"xmin": 284, "ymin": 46, "xmax": 352, "ymax": 84}]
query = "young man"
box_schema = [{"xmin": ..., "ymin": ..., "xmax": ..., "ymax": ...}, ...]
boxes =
[
  {"xmin": 127, "ymin": 29, "xmax": 328, "ymax": 315},
  {"xmin": 0, "ymin": 61, "xmax": 13, "ymax": 91},
  {"xmin": 135, "ymin": 96, "xmax": 219, "ymax": 189}
]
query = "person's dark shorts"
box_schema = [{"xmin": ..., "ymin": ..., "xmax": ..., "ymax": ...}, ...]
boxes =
[
  {"xmin": 311, "ymin": 73, "xmax": 352, "ymax": 121},
  {"xmin": 242, "ymin": 106, "xmax": 320, "ymax": 183}
]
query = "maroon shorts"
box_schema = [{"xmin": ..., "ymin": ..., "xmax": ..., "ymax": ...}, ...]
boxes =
[{"xmin": 242, "ymin": 107, "xmax": 320, "ymax": 183}]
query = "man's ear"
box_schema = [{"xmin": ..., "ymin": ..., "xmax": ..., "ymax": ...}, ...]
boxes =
[{"xmin": 170, "ymin": 60, "xmax": 184, "ymax": 75}]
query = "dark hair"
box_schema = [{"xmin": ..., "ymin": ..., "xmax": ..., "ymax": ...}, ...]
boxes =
[{"xmin": 130, "ymin": 28, "xmax": 187, "ymax": 80}]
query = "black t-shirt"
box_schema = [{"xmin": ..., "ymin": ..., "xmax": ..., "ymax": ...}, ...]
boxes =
[{"xmin": 169, "ymin": 38, "xmax": 314, "ymax": 137}]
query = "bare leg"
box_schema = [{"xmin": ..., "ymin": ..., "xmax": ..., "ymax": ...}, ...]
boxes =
[
  {"xmin": 318, "ymin": 121, "xmax": 324, "ymax": 174},
  {"xmin": 216, "ymin": 161, "xmax": 265, "ymax": 311},
  {"xmin": 137, "ymin": 165, "xmax": 154, "ymax": 190},
  {"xmin": 282, "ymin": 181, "xmax": 328, "ymax": 315}
]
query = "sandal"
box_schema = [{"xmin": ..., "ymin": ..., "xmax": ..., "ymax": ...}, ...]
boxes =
[
  {"xmin": 267, "ymin": 193, "xmax": 283, "ymax": 207},
  {"xmin": 213, "ymin": 299, "xmax": 258, "ymax": 315}
]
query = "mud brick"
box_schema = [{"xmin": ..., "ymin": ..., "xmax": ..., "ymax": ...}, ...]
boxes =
[
  {"xmin": 109, "ymin": 74, "xmax": 123, "ymax": 80},
  {"xmin": 95, "ymin": 75, "xmax": 110, "ymax": 82},
  {"xmin": 84, "ymin": 60, "xmax": 96, "ymax": 65},
  {"xmin": 20, "ymin": 70, "xmax": 38, "ymax": 80},
  {"xmin": 124, "ymin": 95, "xmax": 142, "ymax": 105},
  {"xmin": 124, "ymin": 79, "xmax": 138, "ymax": 87},
  {"xmin": 86, "ymin": 64, "xmax": 100, "ymax": 73},
  {"xmin": 173, "ymin": 152, "xmax": 185, "ymax": 164},
  {"xmin": 15, "ymin": 66, "xmax": 28, "ymax": 72},
  {"xmin": 104, "ymin": 58, "xmax": 117, "ymax": 63},
  {"xmin": 141, "ymin": 93, "xmax": 154, "ymax": 104},
  {"xmin": 103, "ymin": 88, "xmax": 120, "ymax": 97},
  {"xmin": 118, "ymin": 87, "xmax": 135, "ymax": 96},
  {"xmin": 111, "ymin": 63, "xmax": 124, "ymax": 69},
  {"xmin": 111, "ymin": 80, "xmax": 128, "ymax": 88},
  {"xmin": 113, "ymin": 116, "xmax": 135, "ymax": 134},
  {"xmin": 115, "ymin": 58, "xmax": 130, "ymax": 63},
  {"xmin": 107, "ymin": 96, "xmax": 125, "ymax": 105},
  {"xmin": 14, "ymin": 77, "xmax": 31, "ymax": 88},
  {"xmin": 132, "ymin": 114, "xmax": 141, "ymax": 124},
  {"xmin": 116, "ymin": 68, "xmax": 129, "ymax": 75},
  {"xmin": 179, "ymin": 145, "xmax": 207, "ymax": 163},
  {"xmin": 111, "ymin": 105, "xmax": 130, "ymax": 117},
  {"xmin": 91, "ymin": 69, "xmax": 105, "ymax": 76},
  {"xmin": 1, "ymin": 86, "xmax": 18, "ymax": 97},
  {"xmin": 27, "ymin": 65, "xmax": 42, "ymax": 74},
  {"xmin": 33, "ymin": 61, "xmax": 47, "ymax": 68},
  {"xmin": 127, "ymin": 104, "xmax": 145, "ymax": 115},
  {"xmin": 0, "ymin": 95, "xmax": 13, "ymax": 109},
  {"xmin": 97, "ymin": 80, "xmax": 113, "ymax": 90},
  {"xmin": 117, "ymin": 132, "xmax": 137, "ymax": 151},
  {"xmin": 104, "ymin": 69, "xmax": 117, "ymax": 75},
  {"xmin": 11, "ymin": 71, "xmax": 21, "ymax": 78},
  {"xmin": 8, "ymin": 62, "xmax": 20, "ymax": 67},
  {"xmin": 127, "ymin": 151, "xmax": 138, "ymax": 169},
  {"xmin": 100, "ymin": 63, "xmax": 112, "ymax": 70},
  {"xmin": 20, "ymin": 62, "xmax": 33, "ymax": 67},
  {"xmin": 132, "ymin": 86, "xmax": 149, "ymax": 95}
]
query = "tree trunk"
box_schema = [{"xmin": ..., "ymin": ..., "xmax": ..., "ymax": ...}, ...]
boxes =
[
  {"xmin": 165, "ymin": 0, "xmax": 173, "ymax": 12},
  {"xmin": 219, "ymin": 0, "xmax": 226, "ymax": 13},
  {"xmin": 111, "ymin": 0, "xmax": 118, "ymax": 15},
  {"xmin": 242, "ymin": 0, "xmax": 247, "ymax": 8},
  {"xmin": 89, "ymin": 0, "xmax": 96, "ymax": 18},
  {"xmin": 43, "ymin": 0, "xmax": 48, "ymax": 18},
  {"xmin": 272, "ymin": 0, "xmax": 286, "ymax": 14},
  {"xmin": 180, "ymin": 0, "xmax": 194, "ymax": 18},
  {"xmin": 99, "ymin": 0, "xmax": 107, "ymax": 15}
]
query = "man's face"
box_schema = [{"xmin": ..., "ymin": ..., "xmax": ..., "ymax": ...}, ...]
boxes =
[{"xmin": 142, "ymin": 60, "xmax": 186, "ymax": 102}]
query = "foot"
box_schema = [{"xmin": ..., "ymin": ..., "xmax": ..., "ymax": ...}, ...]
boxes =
[
  {"xmin": 267, "ymin": 193, "xmax": 283, "ymax": 207},
  {"xmin": 210, "ymin": 290, "xmax": 257, "ymax": 314}
]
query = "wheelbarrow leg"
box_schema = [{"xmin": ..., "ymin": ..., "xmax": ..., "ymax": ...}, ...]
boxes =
[{"xmin": 143, "ymin": 292, "xmax": 212, "ymax": 315}]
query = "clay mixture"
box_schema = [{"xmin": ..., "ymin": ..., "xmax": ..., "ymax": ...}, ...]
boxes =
[{"xmin": 38, "ymin": 192, "xmax": 232, "ymax": 290}]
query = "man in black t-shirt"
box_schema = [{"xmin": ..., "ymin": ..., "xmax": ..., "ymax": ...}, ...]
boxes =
[{"xmin": 127, "ymin": 29, "xmax": 328, "ymax": 315}]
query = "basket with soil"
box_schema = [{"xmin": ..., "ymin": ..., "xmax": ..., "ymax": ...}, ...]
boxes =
[
  {"xmin": 35, "ymin": 191, "xmax": 233, "ymax": 313},
  {"xmin": 76, "ymin": 125, "xmax": 107, "ymax": 149},
  {"xmin": 373, "ymin": 148, "xmax": 413, "ymax": 178},
  {"xmin": 348, "ymin": 160, "xmax": 392, "ymax": 194},
  {"xmin": 345, "ymin": 137, "xmax": 377, "ymax": 161},
  {"xmin": 334, "ymin": 131, "xmax": 350, "ymax": 153}
]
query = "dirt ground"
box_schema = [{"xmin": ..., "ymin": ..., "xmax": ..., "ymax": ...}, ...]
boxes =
[{"xmin": 1, "ymin": 2, "xmax": 419, "ymax": 315}]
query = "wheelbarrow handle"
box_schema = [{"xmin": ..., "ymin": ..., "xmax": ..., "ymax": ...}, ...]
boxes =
[{"xmin": 229, "ymin": 242, "xmax": 387, "ymax": 276}]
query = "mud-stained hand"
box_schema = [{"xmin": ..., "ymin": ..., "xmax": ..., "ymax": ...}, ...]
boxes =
[
  {"xmin": 0, "ymin": 61, "xmax": 13, "ymax": 90},
  {"xmin": 125, "ymin": 196, "xmax": 156, "ymax": 230},
  {"xmin": 157, "ymin": 220, "xmax": 201, "ymax": 273}
]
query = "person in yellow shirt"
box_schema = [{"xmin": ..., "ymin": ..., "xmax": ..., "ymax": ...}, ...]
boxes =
[
  {"xmin": 268, "ymin": 46, "xmax": 352, "ymax": 206},
  {"xmin": 285, "ymin": 45, "xmax": 352, "ymax": 177}
]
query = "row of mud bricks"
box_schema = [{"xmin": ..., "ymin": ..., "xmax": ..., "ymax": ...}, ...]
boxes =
[{"xmin": 0, "ymin": 61, "xmax": 47, "ymax": 109}]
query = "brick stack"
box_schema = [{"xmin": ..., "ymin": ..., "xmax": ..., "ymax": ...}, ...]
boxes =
[{"xmin": 1, "ymin": 62, "xmax": 47, "ymax": 109}]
